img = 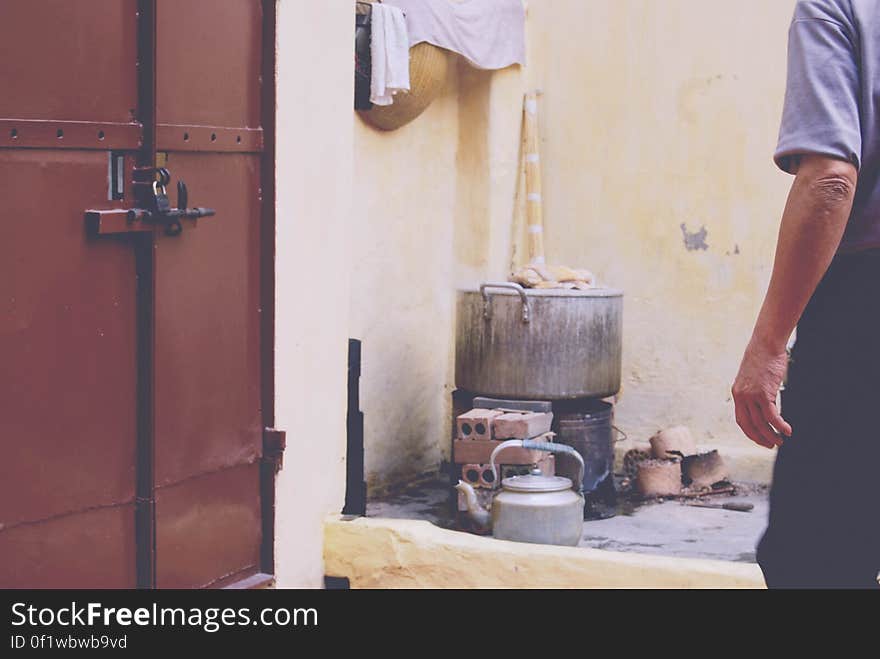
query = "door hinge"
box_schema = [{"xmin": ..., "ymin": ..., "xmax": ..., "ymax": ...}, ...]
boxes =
[{"xmin": 262, "ymin": 428, "xmax": 286, "ymax": 472}]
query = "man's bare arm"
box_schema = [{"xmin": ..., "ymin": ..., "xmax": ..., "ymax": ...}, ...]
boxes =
[{"xmin": 732, "ymin": 154, "xmax": 858, "ymax": 449}]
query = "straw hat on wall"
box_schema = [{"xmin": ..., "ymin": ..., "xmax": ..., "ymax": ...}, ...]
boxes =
[{"xmin": 359, "ymin": 42, "xmax": 451, "ymax": 131}]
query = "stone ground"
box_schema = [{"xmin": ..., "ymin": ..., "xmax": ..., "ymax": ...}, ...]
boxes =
[{"xmin": 367, "ymin": 478, "xmax": 769, "ymax": 563}]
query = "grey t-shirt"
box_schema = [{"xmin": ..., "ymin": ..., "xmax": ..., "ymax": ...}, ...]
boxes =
[{"xmin": 775, "ymin": 0, "xmax": 880, "ymax": 252}]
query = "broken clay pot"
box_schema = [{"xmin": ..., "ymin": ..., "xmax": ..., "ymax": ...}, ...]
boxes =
[
  {"xmin": 682, "ymin": 450, "xmax": 728, "ymax": 489},
  {"xmin": 649, "ymin": 426, "xmax": 697, "ymax": 459},
  {"xmin": 636, "ymin": 459, "xmax": 682, "ymax": 498}
]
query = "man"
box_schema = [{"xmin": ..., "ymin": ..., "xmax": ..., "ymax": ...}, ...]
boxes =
[{"xmin": 732, "ymin": 0, "xmax": 880, "ymax": 588}]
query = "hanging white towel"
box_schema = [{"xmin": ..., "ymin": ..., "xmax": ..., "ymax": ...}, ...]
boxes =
[
  {"xmin": 384, "ymin": 0, "xmax": 526, "ymax": 70},
  {"xmin": 370, "ymin": 4, "xmax": 411, "ymax": 106}
]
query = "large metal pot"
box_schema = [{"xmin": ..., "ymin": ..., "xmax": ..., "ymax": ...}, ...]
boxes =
[{"xmin": 455, "ymin": 282, "xmax": 623, "ymax": 400}]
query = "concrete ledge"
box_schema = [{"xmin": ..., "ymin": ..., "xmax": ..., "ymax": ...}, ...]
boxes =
[
  {"xmin": 615, "ymin": 441, "xmax": 775, "ymax": 485},
  {"xmin": 324, "ymin": 516, "xmax": 765, "ymax": 589}
]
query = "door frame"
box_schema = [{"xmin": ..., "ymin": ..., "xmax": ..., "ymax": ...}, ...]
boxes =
[{"xmin": 258, "ymin": 0, "xmax": 278, "ymax": 582}]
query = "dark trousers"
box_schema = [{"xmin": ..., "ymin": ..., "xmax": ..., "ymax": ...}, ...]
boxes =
[{"xmin": 756, "ymin": 250, "xmax": 880, "ymax": 588}]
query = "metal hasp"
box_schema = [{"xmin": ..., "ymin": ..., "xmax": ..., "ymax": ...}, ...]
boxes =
[
  {"xmin": 259, "ymin": 427, "xmax": 285, "ymax": 578},
  {"xmin": 262, "ymin": 428, "xmax": 287, "ymax": 473},
  {"xmin": 85, "ymin": 168, "xmax": 216, "ymax": 236}
]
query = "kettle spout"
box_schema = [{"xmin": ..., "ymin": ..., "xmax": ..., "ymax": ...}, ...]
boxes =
[{"xmin": 455, "ymin": 480, "xmax": 491, "ymax": 528}]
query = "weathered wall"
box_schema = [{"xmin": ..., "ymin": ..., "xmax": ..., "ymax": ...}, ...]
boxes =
[
  {"xmin": 351, "ymin": 0, "xmax": 797, "ymax": 489},
  {"xmin": 276, "ymin": 1, "xmax": 799, "ymax": 582},
  {"xmin": 274, "ymin": 0, "xmax": 353, "ymax": 588},
  {"xmin": 350, "ymin": 65, "xmax": 460, "ymax": 489},
  {"xmin": 526, "ymin": 0, "xmax": 796, "ymax": 448},
  {"xmin": 351, "ymin": 59, "xmax": 524, "ymax": 489}
]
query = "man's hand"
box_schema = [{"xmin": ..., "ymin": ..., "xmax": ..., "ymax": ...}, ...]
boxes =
[
  {"xmin": 732, "ymin": 154, "xmax": 856, "ymax": 450},
  {"xmin": 732, "ymin": 338, "xmax": 792, "ymax": 449}
]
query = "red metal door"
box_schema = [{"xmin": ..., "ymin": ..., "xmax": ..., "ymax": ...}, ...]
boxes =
[
  {"xmin": 152, "ymin": 0, "xmax": 267, "ymax": 589},
  {"xmin": 0, "ymin": 0, "xmax": 274, "ymax": 589},
  {"xmin": 0, "ymin": 0, "xmax": 142, "ymax": 589}
]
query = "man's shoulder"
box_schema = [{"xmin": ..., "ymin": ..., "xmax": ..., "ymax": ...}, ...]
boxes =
[{"xmin": 792, "ymin": 0, "xmax": 855, "ymax": 26}]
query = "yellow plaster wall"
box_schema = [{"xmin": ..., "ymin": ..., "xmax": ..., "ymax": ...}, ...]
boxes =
[
  {"xmin": 527, "ymin": 0, "xmax": 797, "ymax": 447},
  {"xmin": 276, "ymin": 0, "xmax": 794, "ymax": 587},
  {"xmin": 351, "ymin": 1, "xmax": 796, "ymax": 490},
  {"xmin": 275, "ymin": 2, "xmax": 800, "ymax": 583},
  {"xmin": 351, "ymin": 58, "xmax": 525, "ymax": 489},
  {"xmin": 350, "ymin": 65, "xmax": 461, "ymax": 489},
  {"xmin": 324, "ymin": 516, "xmax": 765, "ymax": 588}
]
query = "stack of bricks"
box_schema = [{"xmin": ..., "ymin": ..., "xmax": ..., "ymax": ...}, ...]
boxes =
[{"xmin": 453, "ymin": 407, "xmax": 555, "ymax": 529}]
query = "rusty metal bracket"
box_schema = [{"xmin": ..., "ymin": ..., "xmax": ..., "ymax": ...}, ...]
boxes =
[
  {"xmin": 85, "ymin": 209, "xmax": 154, "ymax": 235},
  {"xmin": 262, "ymin": 428, "xmax": 286, "ymax": 473},
  {"xmin": 85, "ymin": 207, "xmax": 214, "ymax": 235},
  {"xmin": 85, "ymin": 188, "xmax": 215, "ymax": 236}
]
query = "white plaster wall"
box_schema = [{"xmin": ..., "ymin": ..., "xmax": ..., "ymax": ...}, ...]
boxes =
[{"xmin": 273, "ymin": 0, "xmax": 353, "ymax": 588}]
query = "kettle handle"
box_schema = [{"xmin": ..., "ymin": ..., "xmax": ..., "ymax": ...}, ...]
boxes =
[{"xmin": 490, "ymin": 439, "xmax": 585, "ymax": 493}]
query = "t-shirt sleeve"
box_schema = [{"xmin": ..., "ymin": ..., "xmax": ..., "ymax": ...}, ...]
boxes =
[{"xmin": 774, "ymin": 17, "xmax": 862, "ymax": 174}]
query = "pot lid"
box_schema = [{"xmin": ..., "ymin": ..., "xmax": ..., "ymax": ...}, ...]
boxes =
[
  {"xmin": 459, "ymin": 286, "xmax": 623, "ymax": 298},
  {"xmin": 502, "ymin": 469, "xmax": 574, "ymax": 493}
]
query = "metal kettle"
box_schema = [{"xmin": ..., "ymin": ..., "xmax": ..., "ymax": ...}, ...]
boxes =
[{"xmin": 456, "ymin": 440, "xmax": 585, "ymax": 547}]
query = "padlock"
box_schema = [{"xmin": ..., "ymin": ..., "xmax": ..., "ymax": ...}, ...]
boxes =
[
  {"xmin": 151, "ymin": 180, "xmax": 183, "ymax": 236},
  {"xmin": 151, "ymin": 180, "xmax": 172, "ymax": 215}
]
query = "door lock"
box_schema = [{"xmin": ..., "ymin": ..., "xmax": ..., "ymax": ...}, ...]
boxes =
[{"xmin": 85, "ymin": 167, "xmax": 216, "ymax": 236}]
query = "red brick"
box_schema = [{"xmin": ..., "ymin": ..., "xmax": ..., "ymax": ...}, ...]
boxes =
[
  {"xmin": 458, "ymin": 463, "xmax": 500, "ymax": 489},
  {"xmin": 478, "ymin": 464, "xmax": 500, "ymax": 489},
  {"xmin": 456, "ymin": 409, "xmax": 504, "ymax": 441},
  {"xmin": 453, "ymin": 435, "xmax": 551, "ymax": 465},
  {"xmin": 492, "ymin": 412, "xmax": 553, "ymax": 439},
  {"xmin": 460, "ymin": 464, "xmax": 484, "ymax": 487}
]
